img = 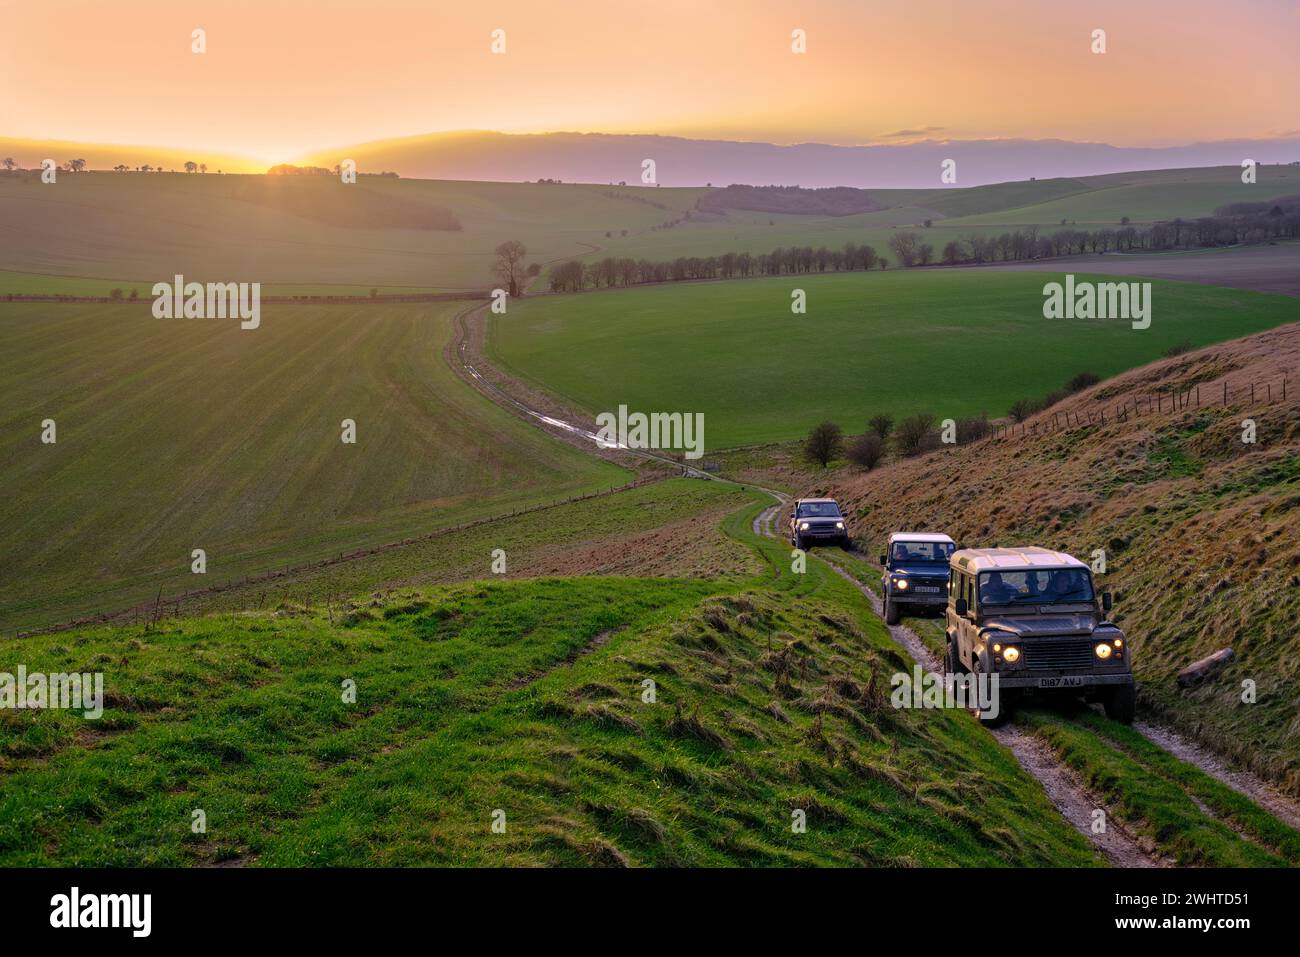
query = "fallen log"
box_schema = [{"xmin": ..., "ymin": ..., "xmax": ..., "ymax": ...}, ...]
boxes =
[{"xmin": 1177, "ymin": 647, "xmax": 1234, "ymax": 687}]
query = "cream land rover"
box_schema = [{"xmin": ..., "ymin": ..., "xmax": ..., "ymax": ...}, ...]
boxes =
[{"xmin": 945, "ymin": 546, "xmax": 1135, "ymax": 724}]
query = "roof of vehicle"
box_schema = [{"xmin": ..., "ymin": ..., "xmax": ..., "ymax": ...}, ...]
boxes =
[
  {"xmin": 951, "ymin": 547, "xmax": 1088, "ymax": 572},
  {"xmin": 795, "ymin": 498, "xmax": 839, "ymax": 504},
  {"xmin": 888, "ymin": 532, "xmax": 955, "ymax": 544}
]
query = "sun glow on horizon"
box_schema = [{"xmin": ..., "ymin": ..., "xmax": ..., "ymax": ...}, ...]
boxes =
[{"xmin": 2, "ymin": 0, "xmax": 1297, "ymax": 161}]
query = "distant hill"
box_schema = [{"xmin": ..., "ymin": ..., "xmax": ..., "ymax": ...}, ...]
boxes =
[
  {"xmin": 696, "ymin": 184, "xmax": 882, "ymax": 216},
  {"xmin": 300, "ymin": 129, "xmax": 1300, "ymax": 188}
]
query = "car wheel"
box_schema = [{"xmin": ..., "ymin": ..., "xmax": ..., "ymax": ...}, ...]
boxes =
[
  {"xmin": 1103, "ymin": 684, "xmax": 1136, "ymax": 724},
  {"xmin": 796, "ymin": 535, "xmax": 807, "ymax": 551},
  {"xmin": 945, "ymin": 640, "xmax": 965, "ymax": 675},
  {"xmin": 884, "ymin": 597, "xmax": 900, "ymax": 625},
  {"xmin": 973, "ymin": 658, "xmax": 1010, "ymax": 727}
]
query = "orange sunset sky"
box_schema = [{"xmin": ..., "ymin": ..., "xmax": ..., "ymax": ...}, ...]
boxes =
[{"xmin": 2, "ymin": 0, "xmax": 1298, "ymax": 164}]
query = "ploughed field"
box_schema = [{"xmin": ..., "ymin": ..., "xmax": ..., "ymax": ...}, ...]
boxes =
[{"xmin": 490, "ymin": 269, "xmax": 1298, "ymax": 449}]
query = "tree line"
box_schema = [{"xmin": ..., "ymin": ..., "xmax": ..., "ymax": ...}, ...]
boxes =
[
  {"xmin": 549, "ymin": 242, "xmax": 889, "ymax": 291},
  {"xmin": 549, "ymin": 196, "xmax": 1300, "ymax": 291},
  {"xmin": 801, "ymin": 369, "xmax": 1109, "ymax": 470}
]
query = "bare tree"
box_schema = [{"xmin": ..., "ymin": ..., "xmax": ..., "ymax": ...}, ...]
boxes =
[
  {"xmin": 846, "ymin": 433, "xmax": 884, "ymax": 470},
  {"xmin": 868, "ymin": 414, "xmax": 894, "ymax": 439},
  {"xmin": 184, "ymin": 161, "xmax": 198, "ymax": 174},
  {"xmin": 1, "ymin": 158, "xmax": 15, "ymax": 171},
  {"xmin": 803, "ymin": 421, "xmax": 844, "ymax": 468},
  {"xmin": 492, "ymin": 240, "xmax": 528, "ymax": 297}
]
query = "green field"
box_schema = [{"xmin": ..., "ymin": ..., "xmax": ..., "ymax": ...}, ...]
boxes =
[
  {"xmin": 0, "ymin": 301, "xmax": 628, "ymax": 629},
  {"xmin": 6, "ymin": 165, "xmax": 1296, "ymax": 297},
  {"xmin": 0, "ymin": 172, "xmax": 707, "ymax": 292},
  {"xmin": 565, "ymin": 165, "xmax": 1300, "ymax": 270},
  {"xmin": 0, "ymin": 500, "xmax": 1102, "ymax": 867},
  {"xmin": 490, "ymin": 269, "xmax": 1298, "ymax": 449}
]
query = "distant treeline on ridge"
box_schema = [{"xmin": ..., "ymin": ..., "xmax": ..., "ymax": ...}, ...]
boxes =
[{"xmin": 549, "ymin": 194, "xmax": 1300, "ymax": 291}]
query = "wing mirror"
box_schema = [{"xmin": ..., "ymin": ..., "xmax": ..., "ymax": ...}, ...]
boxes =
[
  {"xmin": 879, "ymin": 553, "xmax": 887, "ymax": 566},
  {"xmin": 1101, "ymin": 591, "xmax": 1113, "ymax": 612},
  {"xmin": 954, "ymin": 598, "xmax": 969, "ymax": 617}
]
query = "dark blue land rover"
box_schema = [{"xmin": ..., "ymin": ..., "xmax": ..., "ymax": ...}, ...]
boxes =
[
  {"xmin": 879, "ymin": 532, "xmax": 956, "ymax": 624},
  {"xmin": 789, "ymin": 498, "xmax": 849, "ymax": 549}
]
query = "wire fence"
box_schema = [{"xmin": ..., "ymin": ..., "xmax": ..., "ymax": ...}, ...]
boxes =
[
  {"xmin": 985, "ymin": 377, "xmax": 1291, "ymax": 441},
  {"xmin": 12, "ymin": 477, "xmax": 662, "ymax": 640}
]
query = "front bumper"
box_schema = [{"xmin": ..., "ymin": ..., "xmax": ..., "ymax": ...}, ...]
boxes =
[
  {"xmin": 995, "ymin": 672, "xmax": 1134, "ymax": 690},
  {"xmin": 887, "ymin": 579, "xmax": 947, "ymax": 605},
  {"xmin": 798, "ymin": 525, "xmax": 846, "ymax": 541}
]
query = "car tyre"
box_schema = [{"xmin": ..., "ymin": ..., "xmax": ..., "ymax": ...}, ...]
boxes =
[
  {"xmin": 973, "ymin": 657, "xmax": 1010, "ymax": 727},
  {"xmin": 884, "ymin": 597, "xmax": 901, "ymax": 625},
  {"xmin": 944, "ymin": 639, "xmax": 966, "ymax": 675},
  {"xmin": 1103, "ymin": 684, "xmax": 1136, "ymax": 724}
]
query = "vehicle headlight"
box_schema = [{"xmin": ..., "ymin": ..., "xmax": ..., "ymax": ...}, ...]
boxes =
[
  {"xmin": 799, "ymin": 522, "xmax": 810, "ymax": 531},
  {"xmin": 1095, "ymin": 642, "xmax": 1113, "ymax": 659},
  {"xmin": 835, "ymin": 521, "xmax": 845, "ymax": 529},
  {"xmin": 895, "ymin": 578, "xmax": 909, "ymax": 590},
  {"xmin": 1001, "ymin": 645, "xmax": 1021, "ymax": 663}
]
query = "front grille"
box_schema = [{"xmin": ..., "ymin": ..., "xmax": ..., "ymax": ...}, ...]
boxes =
[
  {"xmin": 806, "ymin": 525, "xmax": 841, "ymax": 536},
  {"xmin": 1023, "ymin": 639, "xmax": 1096, "ymax": 671}
]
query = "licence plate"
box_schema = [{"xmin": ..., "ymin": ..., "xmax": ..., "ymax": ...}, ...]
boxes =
[
  {"xmin": 913, "ymin": 586, "xmax": 941, "ymax": 594},
  {"xmin": 1038, "ymin": 676, "xmax": 1084, "ymax": 688}
]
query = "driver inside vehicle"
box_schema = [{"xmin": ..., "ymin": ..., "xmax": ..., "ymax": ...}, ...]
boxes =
[{"xmin": 980, "ymin": 571, "xmax": 1013, "ymax": 604}]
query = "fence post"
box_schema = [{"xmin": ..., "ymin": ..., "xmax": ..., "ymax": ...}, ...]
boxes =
[
  {"xmin": 1196, "ymin": 386, "xmax": 1200, "ymax": 407},
  {"xmin": 1223, "ymin": 381, "xmax": 1228, "ymax": 405}
]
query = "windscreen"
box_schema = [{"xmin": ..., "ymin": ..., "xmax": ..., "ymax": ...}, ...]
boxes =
[
  {"xmin": 890, "ymin": 540, "xmax": 954, "ymax": 563},
  {"xmin": 978, "ymin": 568, "xmax": 1094, "ymax": 604}
]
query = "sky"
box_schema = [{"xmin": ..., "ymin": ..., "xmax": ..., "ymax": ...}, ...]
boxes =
[{"xmin": 2, "ymin": 0, "xmax": 1298, "ymax": 164}]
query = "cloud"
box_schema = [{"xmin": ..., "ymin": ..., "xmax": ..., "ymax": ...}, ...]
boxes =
[{"xmin": 878, "ymin": 126, "xmax": 946, "ymax": 140}]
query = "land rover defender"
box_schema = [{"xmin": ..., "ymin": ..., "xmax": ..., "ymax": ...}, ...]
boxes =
[
  {"xmin": 879, "ymin": 532, "xmax": 956, "ymax": 625},
  {"xmin": 944, "ymin": 547, "xmax": 1135, "ymax": 724},
  {"xmin": 789, "ymin": 498, "xmax": 849, "ymax": 549}
]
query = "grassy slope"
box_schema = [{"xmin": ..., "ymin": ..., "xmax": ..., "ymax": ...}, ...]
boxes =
[
  {"xmin": 819, "ymin": 540, "xmax": 1300, "ymax": 866},
  {"xmin": 491, "ymin": 270, "xmax": 1297, "ymax": 448},
  {"xmin": 68, "ymin": 478, "xmax": 763, "ymax": 627},
  {"xmin": 822, "ymin": 326, "xmax": 1300, "ymax": 793},
  {"xmin": 0, "ymin": 301, "xmax": 628, "ymax": 630},
  {"xmin": 0, "ymin": 497, "xmax": 1100, "ymax": 867},
  {"xmin": 8, "ymin": 165, "xmax": 1296, "ymax": 297},
  {"xmin": 570, "ymin": 165, "xmax": 1300, "ymax": 269},
  {"xmin": 0, "ymin": 172, "xmax": 706, "ymax": 292}
]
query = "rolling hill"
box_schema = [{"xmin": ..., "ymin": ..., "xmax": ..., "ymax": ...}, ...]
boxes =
[
  {"xmin": 3, "ymin": 164, "xmax": 1298, "ymax": 297},
  {"xmin": 490, "ymin": 268, "xmax": 1299, "ymax": 448},
  {"xmin": 0, "ymin": 301, "xmax": 628, "ymax": 630}
]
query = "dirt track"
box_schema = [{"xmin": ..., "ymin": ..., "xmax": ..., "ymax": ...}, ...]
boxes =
[
  {"xmin": 815, "ymin": 551, "xmax": 1161, "ymax": 867},
  {"xmin": 452, "ymin": 295, "xmax": 1294, "ymax": 868}
]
